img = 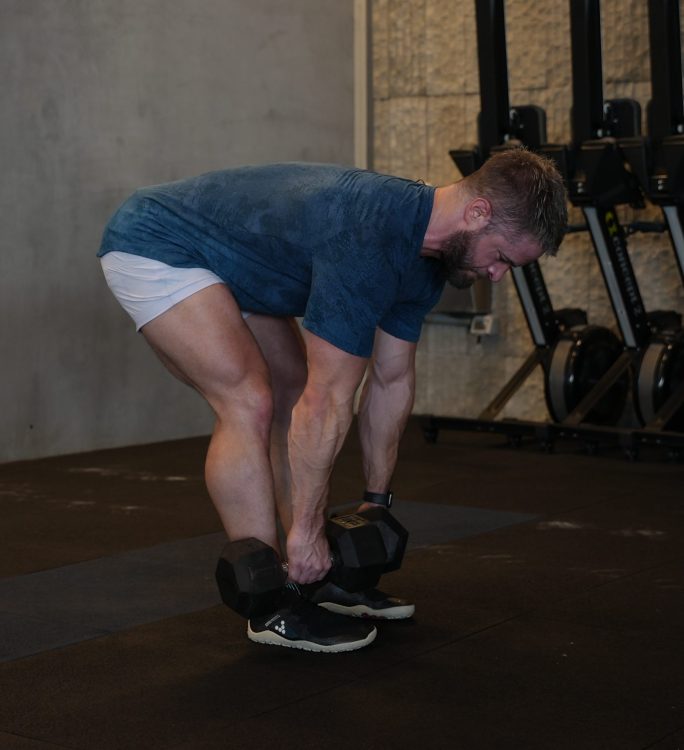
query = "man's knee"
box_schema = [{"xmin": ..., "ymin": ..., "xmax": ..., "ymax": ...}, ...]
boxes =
[{"xmin": 213, "ymin": 374, "xmax": 274, "ymax": 437}]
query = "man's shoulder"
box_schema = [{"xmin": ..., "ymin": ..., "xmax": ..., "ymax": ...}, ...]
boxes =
[{"xmin": 134, "ymin": 163, "xmax": 425, "ymax": 196}]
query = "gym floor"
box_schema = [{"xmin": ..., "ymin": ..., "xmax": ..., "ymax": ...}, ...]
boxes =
[{"xmin": 1, "ymin": 418, "xmax": 683, "ymax": 750}]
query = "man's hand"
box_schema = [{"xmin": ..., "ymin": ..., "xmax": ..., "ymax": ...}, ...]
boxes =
[
  {"xmin": 356, "ymin": 501, "xmax": 379, "ymax": 513},
  {"xmin": 285, "ymin": 526, "xmax": 332, "ymax": 584}
]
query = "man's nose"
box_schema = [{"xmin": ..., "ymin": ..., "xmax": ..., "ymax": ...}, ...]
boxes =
[{"xmin": 488, "ymin": 262, "xmax": 510, "ymax": 282}]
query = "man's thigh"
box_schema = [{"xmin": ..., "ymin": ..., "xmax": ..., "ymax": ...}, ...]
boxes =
[
  {"xmin": 246, "ymin": 316, "xmax": 308, "ymax": 404},
  {"xmin": 141, "ymin": 283, "xmax": 270, "ymax": 405}
]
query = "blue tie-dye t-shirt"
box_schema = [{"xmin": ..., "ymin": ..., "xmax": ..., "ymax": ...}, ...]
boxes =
[{"xmin": 98, "ymin": 163, "xmax": 445, "ymax": 357}]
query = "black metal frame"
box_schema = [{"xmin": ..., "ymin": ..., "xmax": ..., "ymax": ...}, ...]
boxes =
[
  {"xmin": 424, "ymin": 0, "xmax": 684, "ymax": 457},
  {"xmin": 615, "ymin": 0, "xmax": 684, "ymax": 425},
  {"xmin": 619, "ymin": 0, "xmax": 684, "ymax": 282},
  {"xmin": 450, "ymin": 0, "xmax": 587, "ymax": 421},
  {"xmin": 423, "ymin": 414, "xmax": 684, "ymax": 460}
]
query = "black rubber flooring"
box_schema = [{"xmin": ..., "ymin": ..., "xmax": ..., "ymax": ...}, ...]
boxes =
[{"xmin": 1, "ymin": 418, "xmax": 683, "ymax": 749}]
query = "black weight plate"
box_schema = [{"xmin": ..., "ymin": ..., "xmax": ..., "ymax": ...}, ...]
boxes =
[
  {"xmin": 355, "ymin": 506, "xmax": 408, "ymax": 573},
  {"xmin": 326, "ymin": 514, "xmax": 386, "ymax": 591},
  {"xmin": 215, "ymin": 538, "xmax": 285, "ymax": 618}
]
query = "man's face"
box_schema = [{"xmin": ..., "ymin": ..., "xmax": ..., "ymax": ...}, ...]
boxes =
[{"xmin": 441, "ymin": 226, "xmax": 542, "ymax": 288}]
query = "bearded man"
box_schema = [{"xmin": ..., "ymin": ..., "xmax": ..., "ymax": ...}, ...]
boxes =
[{"xmin": 98, "ymin": 148, "xmax": 567, "ymax": 652}]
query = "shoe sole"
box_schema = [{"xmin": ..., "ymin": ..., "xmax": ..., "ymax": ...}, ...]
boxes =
[
  {"xmin": 317, "ymin": 601, "xmax": 416, "ymax": 620},
  {"xmin": 247, "ymin": 623, "xmax": 377, "ymax": 652}
]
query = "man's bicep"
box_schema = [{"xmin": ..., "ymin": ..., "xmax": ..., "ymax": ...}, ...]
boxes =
[
  {"xmin": 302, "ymin": 329, "xmax": 369, "ymax": 400},
  {"xmin": 302, "ymin": 253, "xmax": 399, "ymax": 358}
]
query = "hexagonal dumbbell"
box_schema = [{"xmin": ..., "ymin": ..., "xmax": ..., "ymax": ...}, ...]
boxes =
[
  {"xmin": 351, "ymin": 506, "xmax": 409, "ymax": 573},
  {"xmin": 215, "ymin": 537, "xmax": 288, "ymax": 619},
  {"xmin": 216, "ymin": 510, "xmax": 389, "ymax": 619}
]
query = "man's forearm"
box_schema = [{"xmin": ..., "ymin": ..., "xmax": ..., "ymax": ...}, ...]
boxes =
[
  {"xmin": 357, "ymin": 368, "xmax": 416, "ymax": 493},
  {"xmin": 287, "ymin": 390, "xmax": 355, "ymax": 534}
]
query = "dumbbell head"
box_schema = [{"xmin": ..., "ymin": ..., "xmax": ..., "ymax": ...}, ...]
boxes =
[
  {"xmin": 325, "ymin": 514, "xmax": 387, "ymax": 591},
  {"xmin": 215, "ymin": 537, "xmax": 287, "ymax": 618},
  {"xmin": 355, "ymin": 506, "xmax": 408, "ymax": 573}
]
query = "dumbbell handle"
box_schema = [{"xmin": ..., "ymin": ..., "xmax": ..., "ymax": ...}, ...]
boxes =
[{"xmin": 280, "ymin": 553, "xmax": 337, "ymax": 578}]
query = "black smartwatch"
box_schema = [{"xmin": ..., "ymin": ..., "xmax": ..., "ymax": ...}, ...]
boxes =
[{"xmin": 363, "ymin": 490, "xmax": 393, "ymax": 508}]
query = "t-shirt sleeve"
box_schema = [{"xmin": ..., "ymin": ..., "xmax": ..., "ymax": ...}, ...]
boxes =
[
  {"xmin": 301, "ymin": 240, "xmax": 400, "ymax": 358},
  {"xmin": 378, "ymin": 272, "xmax": 446, "ymax": 343}
]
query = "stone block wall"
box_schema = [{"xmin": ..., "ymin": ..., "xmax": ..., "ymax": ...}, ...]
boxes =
[{"xmin": 372, "ymin": 0, "xmax": 684, "ymax": 420}]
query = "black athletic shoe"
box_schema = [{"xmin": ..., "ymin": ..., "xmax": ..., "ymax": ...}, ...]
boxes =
[
  {"xmin": 310, "ymin": 581, "xmax": 416, "ymax": 620},
  {"xmin": 247, "ymin": 586, "xmax": 377, "ymax": 653}
]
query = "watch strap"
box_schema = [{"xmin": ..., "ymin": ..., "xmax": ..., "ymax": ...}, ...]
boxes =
[{"xmin": 363, "ymin": 490, "xmax": 393, "ymax": 508}]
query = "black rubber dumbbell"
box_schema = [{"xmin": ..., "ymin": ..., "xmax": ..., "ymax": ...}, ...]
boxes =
[
  {"xmin": 216, "ymin": 511, "xmax": 389, "ymax": 618},
  {"xmin": 351, "ymin": 506, "xmax": 409, "ymax": 573},
  {"xmin": 216, "ymin": 537, "xmax": 289, "ymax": 619}
]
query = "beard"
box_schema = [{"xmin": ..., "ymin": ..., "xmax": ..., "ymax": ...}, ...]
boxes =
[{"xmin": 440, "ymin": 229, "xmax": 481, "ymax": 289}]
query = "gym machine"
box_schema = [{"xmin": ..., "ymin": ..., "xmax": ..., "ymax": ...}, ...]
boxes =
[
  {"xmin": 617, "ymin": 0, "xmax": 684, "ymax": 432},
  {"xmin": 545, "ymin": 0, "xmax": 684, "ymax": 443},
  {"xmin": 424, "ymin": 0, "xmax": 684, "ymax": 458},
  {"xmin": 444, "ymin": 0, "xmax": 628, "ymax": 431}
]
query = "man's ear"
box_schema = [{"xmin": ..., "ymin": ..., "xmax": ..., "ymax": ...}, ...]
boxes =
[{"xmin": 465, "ymin": 197, "xmax": 492, "ymax": 228}]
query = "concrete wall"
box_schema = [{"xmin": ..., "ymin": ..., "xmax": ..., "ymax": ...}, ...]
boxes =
[
  {"xmin": 372, "ymin": 0, "xmax": 684, "ymax": 421},
  {"xmin": 1, "ymin": 0, "xmax": 354, "ymax": 462}
]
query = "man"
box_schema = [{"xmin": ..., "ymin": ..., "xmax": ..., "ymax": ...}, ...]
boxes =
[{"xmin": 98, "ymin": 148, "xmax": 567, "ymax": 653}]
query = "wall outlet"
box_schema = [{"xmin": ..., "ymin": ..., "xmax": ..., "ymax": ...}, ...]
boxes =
[{"xmin": 469, "ymin": 314, "xmax": 497, "ymax": 337}]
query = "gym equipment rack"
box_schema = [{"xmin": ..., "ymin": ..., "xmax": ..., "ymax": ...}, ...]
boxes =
[{"xmin": 424, "ymin": 0, "xmax": 684, "ymax": 460}]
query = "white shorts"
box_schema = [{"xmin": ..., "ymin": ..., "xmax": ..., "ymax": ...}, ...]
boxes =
[{"xmin": 100, "ymin": 251, "xmax": 249, "ymax": 331}]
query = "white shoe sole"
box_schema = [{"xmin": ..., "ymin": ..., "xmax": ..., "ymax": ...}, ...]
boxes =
[
  {"xmin": 247, "ymin": 623, "xmax": 377, "ymax": 652},
  {"xmin": 317, "ymin": 601, "xmax": 416, "ymax": 620}
]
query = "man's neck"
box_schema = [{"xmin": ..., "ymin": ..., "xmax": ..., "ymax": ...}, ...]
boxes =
[{"xmin": 421, "ymin": 182, "xmax": 466, "ymax": 255}]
